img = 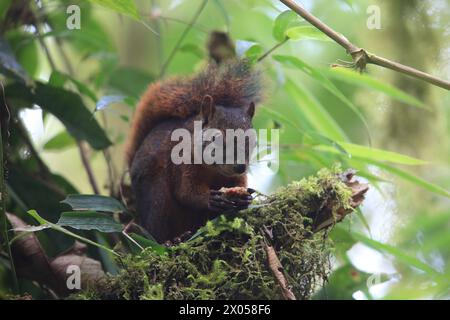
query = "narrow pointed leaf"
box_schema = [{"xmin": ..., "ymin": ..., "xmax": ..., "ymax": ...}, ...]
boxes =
[
  {"xmin": 57, "ymin": 211, "xmax": 123, "ymax": 233},
  {"xmin": 285, "ymin": 78, "xmax": 348, "ymax": 142},
  {"xmin": 325, "ymin": 67, "xmax": 427, "ymax": 109},
  {"xmin": 61, "ymin": 195, "xmax": 127, "ymax": 213}
]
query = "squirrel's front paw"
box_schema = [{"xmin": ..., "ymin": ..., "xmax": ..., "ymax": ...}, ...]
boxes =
[
  {"xmin": 208, "ymin": 188, "xmax": 253, "ymax": 213},
  {"xmin": 208, "ymin": 190, "xmax": 238, "ymax": 213}
]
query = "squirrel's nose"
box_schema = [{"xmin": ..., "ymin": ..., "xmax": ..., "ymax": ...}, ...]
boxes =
[{"xmin": 234, "ymin": 164, "xmax": 247, "ymax": 174}]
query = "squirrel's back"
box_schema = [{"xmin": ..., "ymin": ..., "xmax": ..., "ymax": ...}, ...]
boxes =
[{"xmin": 125, "ymin": 60, "xmax": 262, "ymax": 166}]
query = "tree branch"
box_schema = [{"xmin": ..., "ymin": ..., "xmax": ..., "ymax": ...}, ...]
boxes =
[{"xmin": 280, "ymin": 0, "xmax": 450, "ymax": 91}]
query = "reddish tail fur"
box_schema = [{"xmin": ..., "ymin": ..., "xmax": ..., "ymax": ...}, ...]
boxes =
[{"xmin": 125, "ymin": 60, "xmax": 262, "ymax": 166}]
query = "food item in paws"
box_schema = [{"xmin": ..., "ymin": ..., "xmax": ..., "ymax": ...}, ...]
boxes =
[{"xmin": 219, "ymin": 187, "xmax": 250, "ymax": 199}]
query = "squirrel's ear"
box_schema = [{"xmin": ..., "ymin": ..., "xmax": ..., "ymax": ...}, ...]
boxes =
[
  {"xmin": 247, "ymin": 102, "xmax": 255, "ymax": 118},
  {"xmin": 201, "ymin": 95, "xmax": 215, "ymax": 124}
]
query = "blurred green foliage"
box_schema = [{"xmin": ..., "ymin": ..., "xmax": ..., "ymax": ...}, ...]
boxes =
[{"xmin": 0, "ymin": 0, "xmax": 449, "ymax": 299}]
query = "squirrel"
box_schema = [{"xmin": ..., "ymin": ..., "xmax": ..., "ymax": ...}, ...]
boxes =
[{"xmin": 125, "ymin": 60, "xmax": 262, "ymax": 242}]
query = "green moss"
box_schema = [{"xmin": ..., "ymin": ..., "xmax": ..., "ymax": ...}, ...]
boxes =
[{"xmin": 82, "ymin": 167, "xmax": 354, "ymax": 300}]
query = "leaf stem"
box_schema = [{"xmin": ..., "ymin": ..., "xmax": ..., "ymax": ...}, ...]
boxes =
[
  {"xmin": 122, "ymin": 231, "xmax": 144, "ymax": 251},
  {"xmin": 50, "ymin": 223, "xmax": 120, "ymax": 257},
  {"xmin": 257, "ymin": 38, "xmax": 289, "ymax": 62}
]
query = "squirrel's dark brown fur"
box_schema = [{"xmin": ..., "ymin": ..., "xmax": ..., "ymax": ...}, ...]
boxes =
[{"xmin": 126, "ymin": 60, "xmax": 262, "ymax": 242}]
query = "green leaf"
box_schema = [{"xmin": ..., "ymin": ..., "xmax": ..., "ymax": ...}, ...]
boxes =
[
  {"xmin": 179, "ymin": 43, "xmax": 204, "ymax": 59},
  {"xmin": 48, "ymin": 70, "xmax": 67, "ymax": 87},
  {"xmin": 6, "ymin": 30, "xmax": 40, "ymax": 78},
  {"xmin": 120, "ymin": 115, "xmax": 130, "ymax": 122},
  {"xmin": 5, "ymin": 82, "xmax": 111, "ymax": 150},
  {"xmin": 315, "ymin": 142, "xmax": 427, "ymax": 165},
  {"xmin": 38, "ymin": 29, "xmax": 113, "ymax": 54},
  {"xmin": 0, "ymin": 0, "xmax": 11, "ymax": 20},
  {"xmin": 25, "ymin": 210, "xmax": 119, "ymax": 256},
  {"xmin": 87, "ymin": 0, "xmax": 140, "ymax": 21},
  {"xmin": 355, "ymin": 208, "xmax": 372, "ymax": 237},
  {"xmin": 372, "ymin": 161, "xmax": 450, "ymax": 198},
  {"xmin": 245, "ymin": 44, "xmax": 263, "ymax": 62},
  {"xmin": 274, "ymin": 55, "xmax": 371, "ymax": 143},
  {"xmin": 325, "ymin": 67, "xmax": 427, "ymax": 109},
  {"xmin": 285, "ymin": 78, "xmax": 348, "ymax": 142},
  {"xmin": 340, "ymin": 0, "xmax": 354, "ymax": 10},
  {"xmin": 400, "ymin": 211, "xmax": 450, "ymax": 242},
  {"xmin": 107, "ymin": 67, "xmax": 154, "ymax": 99},
  {"xmin": 352, "ymin": 232, "xmax": 440, "ymax": 276},
  {"xmin": 314, "ymin": 264, "xmax": 377, "ymax": 300},
  {"xmin": 43, "ymin": 2, "xmax": 115, "ymax": 54},
  {"xmin": 235, "ymin": 40, "xmax": 258, "ymax": 58},
  {"xmin": 127, "ymin": 233, "xmax": 168, "ymax": 255},
  {"xmin": 57, "ymin": 211, "xmax": 123, "ymax": 233},
  {"xmin": 273, "ymin": 10, "xmax": 299, "ymax": 42},
  {"xmin": 330, "ymin": 225, "xmax": 357, "ymax": 253},
  {"xmin": 61, "ymin": 194, "xmax": 127, "ymax": 213},
  {"xmin": 7, "ymin": 162, "xmax": 77, "ymax": 228},
  {"xmin": 0, "ymin": 39, "xmax": 31, "ymax": 84},
  {"xmin": 259, "ymin": 106, "xmax": 348, "ymax": 155},
  {"xmin": 285, "ymin": 26, "xmax": 332, "ymax": 42},
  {"xmin": 43, "ymin": 132, "xmax": 76, "ymax": 151},
  {"xmin": 27, "ymin": 209, "xmax": 49, "ymax": 225},
  {"xmin": 49, "ymin": 70, "xmax": 98, "ymax": 103}
]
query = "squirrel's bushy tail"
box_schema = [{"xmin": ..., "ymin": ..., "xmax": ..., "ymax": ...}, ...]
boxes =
[{"xmin": 125, "ymin": 59, "xmax": 262, "ymax": 166}]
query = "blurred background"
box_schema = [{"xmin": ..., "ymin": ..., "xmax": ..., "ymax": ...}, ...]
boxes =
[{"xmin": 0, "ymin": 0, "xmax": 449, "ymax": 299}]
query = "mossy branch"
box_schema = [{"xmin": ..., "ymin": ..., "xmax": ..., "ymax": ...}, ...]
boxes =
[{"xmin": 80, "ymin": 167, "xmax": 368, "ymax": 300}]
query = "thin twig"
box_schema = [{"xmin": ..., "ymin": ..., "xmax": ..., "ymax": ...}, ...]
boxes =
[
  {"xmin": 40, "ymin": 33, "xmax": 101, "ymax": 194},
  {"xmin": 31, "ymin": 4, "xmax": 57, "ymax": 71},
  {"xmin": 98, "ymin": 112, "xmax": 116, "ymax": 196},
  {"xmin": 119, "ymin": 170, "xmax": 131, "ymax": 210},
  {"xmin": 280, "ymin": 0, "xmax": 450, "ymax": 90},
  {"xmin": 257, "ymin": 38, "xmax": 289, "ymax": 62},
  {"xmin": 150, "ymin": 0, "xmax": 163, "ymax": 70},
  {"xmin": 102, "ymin": 148, "xmax": 116, "ymax": 197},
  {"xmin": 36, "ymin": 9, "xmax": 104, "ymax": 196},
  {"xmin": 158, "ymin": 15, "xmax": 208, "ymax": 33},
  {"xmin": 158, "ymin": 0, "xmax": 208, "ymax": 78},
  {"xmin": 54, "ymin": 38, "xmax": 75, "ymax": 75},
  {"xmin": 36, "ymin": 33, "xmax": 57, "ymax": 70},
  {"xmin": 140, "ymin": 12, "xmax": 209, "ymax": 34},
  {"xmin": 77, "ymin": 141, "xmax": 100, "ymax": 195}
]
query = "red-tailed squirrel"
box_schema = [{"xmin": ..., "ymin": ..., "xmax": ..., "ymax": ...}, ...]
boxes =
[{"xmin": 126, "ymin": 60, "xmax": 262, "ymax": 242}]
